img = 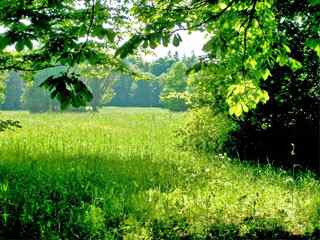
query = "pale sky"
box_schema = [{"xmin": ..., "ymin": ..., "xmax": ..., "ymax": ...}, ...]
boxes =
[
  {"xmin": 1, "ymin": 22, "xmax": 207, "ymax": 62},
  {"xmin": 143, "ymin": 31, "xmax": 207, "ymax": 61}
]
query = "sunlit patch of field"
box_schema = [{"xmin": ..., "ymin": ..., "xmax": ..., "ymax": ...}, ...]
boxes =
[{"xmin": 0, "ymin": 108, "xmax": 319, "ymax": 239}]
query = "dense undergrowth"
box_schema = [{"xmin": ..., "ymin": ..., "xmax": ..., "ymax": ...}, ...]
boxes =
[{"xmin": 0, "ymin": 108, "xmax": 319, "ymax": 239}]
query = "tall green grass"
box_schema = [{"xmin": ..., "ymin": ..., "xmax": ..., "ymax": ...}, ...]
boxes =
[{"xmin": 0, "ymin": 108, "xmax": 319, "ymax": 239}]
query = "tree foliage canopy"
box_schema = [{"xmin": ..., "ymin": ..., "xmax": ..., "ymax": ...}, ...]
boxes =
[
  {"xmin": 120, "ymin": 0, "xmax": 319, "ymax": 116},
  {"xmin": 0, "ymin": 0, "xmax": 319, "ymax": 112},
  {"xmin": 0, "ymin": 0, "xmax": 129, "ymax": 108}
]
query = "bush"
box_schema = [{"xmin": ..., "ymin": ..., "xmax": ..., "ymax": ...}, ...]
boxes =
[
  {"xmin": 160, "ymin": 92, "xmax": 188, "ymax": 112},
  {"xmin": 178, "ymin": 1, "xmax": 320, "ymax": 173},
  {"xmin": 227, "ymin": 63, "xmax": 319, "ymax": 172},
  {"xmin": 176, "ymin": 107, "xmax": 238, "ymax": 153}
]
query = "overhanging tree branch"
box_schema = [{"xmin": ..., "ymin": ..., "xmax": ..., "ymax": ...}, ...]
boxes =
[
  {"xmin": 167, "ymin": 0, "xmax": 236, "ymax": 35},
  {"xmin": 116, "ymin": 0, "xmax": 236, "ymax": 58},
  {"xmin": 70, "ymin": 0, "xmax": 96, "ymax": 68},
  {"xmin": 242, "ymin": 0, "xmax": 258, "ymax": 79}
]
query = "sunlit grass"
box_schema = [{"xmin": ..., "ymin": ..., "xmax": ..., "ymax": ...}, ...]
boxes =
[{"xmin": 0, "ymin": 108, "xmax": 319, "ymax": 239}]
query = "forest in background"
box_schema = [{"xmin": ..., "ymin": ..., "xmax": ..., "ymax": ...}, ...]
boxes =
[{"xmin": 0, "ymin": 53, "xmax": 195, "ymax": 112}]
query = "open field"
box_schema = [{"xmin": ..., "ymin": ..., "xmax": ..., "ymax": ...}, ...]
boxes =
[{"xmin": 0, "ymin": 108, "xmax": 319, "ymax": 239}]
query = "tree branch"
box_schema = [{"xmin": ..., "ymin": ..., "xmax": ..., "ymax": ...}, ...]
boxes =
[
  {"xmin": 242, "ymin": 0, "xmax": 258, "ymax": 79},
  {"xmin": 70, "ymin": 0, "xmax": 96, "ymax": 68},
  {"xmin": 169, "ymin": 0, "xmax": 235, "ymax": 35},
  {"xmin": 0, "ymin": 62, "xmax": 53, "ymax": 72}
]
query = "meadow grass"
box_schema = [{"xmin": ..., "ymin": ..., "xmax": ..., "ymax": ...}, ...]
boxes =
[{"xmin": 0, "ymin": 108, "xmax": 319, "ymax": 239}]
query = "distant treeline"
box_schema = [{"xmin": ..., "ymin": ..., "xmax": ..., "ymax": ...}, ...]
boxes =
[{"xmin": 0, "ymin": 53, "xmax": 196, "ymax": 112}]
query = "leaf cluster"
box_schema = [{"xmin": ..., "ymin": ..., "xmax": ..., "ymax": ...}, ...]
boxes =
[
  {"xmin": 40, "ymin": 71, "xmax": 93, "ymax": 109},
  {"xmin": 0, "ymin": 0, "xmax": 128, "ymax": 107}
]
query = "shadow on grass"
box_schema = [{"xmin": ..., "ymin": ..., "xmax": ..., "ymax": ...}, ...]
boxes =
[
  {"xmin": 0, "ymin": 152, "xmax": 318, "ymax": 239},
  {"xmin": 0, "ymin": 152, "xmax": 194, "ymax": 239},
  {"xmin": 150, "ymin": 216, "xmax": 320, "ymax": 240}
]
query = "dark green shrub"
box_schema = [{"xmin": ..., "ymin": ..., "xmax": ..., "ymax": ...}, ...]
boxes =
[
  {"xmin": 226, "ymin": 13, "xmax": 320, "ymax": 172},
  {"xmin": 176, "ymin": 107, "xmax": 238, "ymax": 153},
  {"xmin": 160, "ymin": 92, "xmax": 188, "ymax": 112},
  {"xmin": 178, "ymin": 0, "xmax": 319, "ymax": 173}
]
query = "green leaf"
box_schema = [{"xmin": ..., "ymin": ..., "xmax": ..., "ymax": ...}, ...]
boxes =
[
  {"xmin": 87, "ymin": 51, "xmax": 98, "ymax": 65},
  {"xmin": 0, "ymin": 35, "xmax": 10, "ymax": 51},
  {"xmin": 172, "ymin": 34, "xmax": 182, "ymax": 47},
  {"xmin": 310, "ymin": 0, "xmax": 320, "ymax": 6},
  {"xmin": 306, "ymin": 39, "xmax": 320, "ymax": 57},
  {"xmin": 105, "ymin": 29, "xmax": 116, "ymax": 43},
  {"xmin": 276, "ymin": 54, "xmax": 288, "ymax": 66},
  {"xmin": 15, "ymin": 40, "xmax": 25, "ymax": 52},
  {"xmin": 242, "ymin": 103, "xmax": 249, "ymax": 113},
  {"xmin": 246, "ymin": 58, "xmax": 257, "ymax": 69},
  {"xmin": 260, "ymin": 90, "xmax": 269, "ymax": 103},
  {"xmin": 115, "ymin": 35, "xmax": 143, "ymax": 58},
  {"xmin": 289, "ymin": 58, "xmax": 302, "ymax": 71},
  {"xmin": 262, "ymin": 68, "xmax": 271, "ymax": 80},
  {"xmin": 25, "ymin": 38, "xmax": 33, "ymax": 50},
  {"xmin": 142, "ymin": 39, "xmax": 149, "ymax": 48},
  {"xmin": 186, "ymin": 62, "xmax": 204, "ymax": 75},
  {"xmin": 229, "ymin": 103, "xmax": 242, "ymax": 117},
  {"xmin": 162, "ymin": 34, "xmax": 170, "ymax": 47},
  {"xmin": 283, "ymin": 44, "xmax": 291, "ymax": 53},
  {"xmin": 314, "ymin": 45, "xmax": 320, "ymax": 58},
  {"xmin": 40, "ymin": 73, "xmax": 93, "ymax": 109},
  {"xmin": 149, "ymin": 38, "xmax": 157, "ymax": 49},
  {"xmin": 306, "ymin": 39, "xmax": 318, "ymax": 48}
]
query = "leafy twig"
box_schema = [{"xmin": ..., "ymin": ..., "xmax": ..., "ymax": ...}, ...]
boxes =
[{"xmin": 242, "ymin": 0, "xmax": 258, "ymax": 80}]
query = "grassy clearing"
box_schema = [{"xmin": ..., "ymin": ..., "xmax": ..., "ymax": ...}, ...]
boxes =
[{"xmin": 0, "ymin": 108, "xmax": 319, "ymax": 239}]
